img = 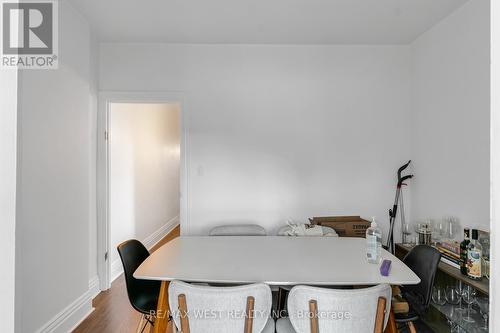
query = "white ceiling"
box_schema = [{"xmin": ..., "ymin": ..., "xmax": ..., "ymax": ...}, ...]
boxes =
[{"xmin": 69, "ymin": 0, "xmax": 469, "ymax": 44}]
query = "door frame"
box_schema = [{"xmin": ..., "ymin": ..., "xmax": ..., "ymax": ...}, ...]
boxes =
[
  {"xmin": 491, "ymin": 2, "xmax": 500, "ymax": 329},
  {"xmin": 97, "ymin": 91, "xmax": 189, "ymax": 290}
]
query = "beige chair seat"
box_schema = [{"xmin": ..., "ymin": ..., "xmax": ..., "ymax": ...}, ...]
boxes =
[
  {"xmin": 169, "ymin": 280, "xmax": 275, "ymax": 333},
  {"xmin": 275, "ymin": 284, "xmax": 391, "ymax": 333},
  {"xmin": 209, "ymin": 224, "xmax": 267, "ymax": 236}
]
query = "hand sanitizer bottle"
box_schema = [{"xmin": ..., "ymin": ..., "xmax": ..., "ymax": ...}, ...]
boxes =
[{"xmin": 366, "ymin": 217, "xmax": 382, "ymax": 264}]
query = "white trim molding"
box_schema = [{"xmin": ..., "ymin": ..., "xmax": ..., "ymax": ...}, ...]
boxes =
[
  {"xmin": 0, "ymin": 67, "xmax": 17, "ymax": 333},
  {"xmin": 110, "ymin": 216, "xmax": 180, "ymax": 283},
  {"xmin": 491, "ymin": 0, "xmax": 499, "ymax": 330},
  {"xmin": 88, "ymin": 276, "xmax": 101, "ymax": 300},
  {"xmin": 35, "ymin": 212, "xmax": 178, "ymax": 333},
  {"xmin": 143, "ymin": 215, "xmax": 180, "ymax": 249},
  {"xmin": 35, "ymin": 290, "xmax": 94, "ymax": 333},
  {"xmin": 97, "ymin": 91, "xmax": 188, "ymax": 291},
  {"xmin": 110, "ymin": 257, "xmax": 124, "ymax": 284}
]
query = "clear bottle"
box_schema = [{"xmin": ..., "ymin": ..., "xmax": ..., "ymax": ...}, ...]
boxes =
[
  {"xmin": 467, "ymin": 229, "xmax": 482, "ymax": 280},
  {"xmin": 366, "ymin": 217, "xmax": 382, "ymax": 264}
]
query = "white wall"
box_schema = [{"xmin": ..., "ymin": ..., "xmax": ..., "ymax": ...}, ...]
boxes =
[
  {"xmin": 5, "ymin": 0, "xmax": 491, "ymax": 331},
  {"xmin": 100, "ymin": 44, "xmax": 412, "ymax": 236},
  {"xmin": 109, "ymin": 103, "xmax": 180, "ymax": 269},
  {"xmin": 410, "ymin": 0, "xmax": 490, "ymax": 231},
  {"xmin": 15, "ymin": 1, "xmax": 96, "ymax": 332},
  {"xmin": 0, "ymin": 69, "xmax": 17, "ymax": 333}
]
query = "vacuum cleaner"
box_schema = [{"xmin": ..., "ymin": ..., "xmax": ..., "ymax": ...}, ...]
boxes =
[{"xmin": 385, "ymin": 160, "xmax": 413, "ymax": 254}]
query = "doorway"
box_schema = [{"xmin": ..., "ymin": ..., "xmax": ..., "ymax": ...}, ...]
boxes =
[
  {"xmin": 97, "ymin": 92, "xmax": 187, "ymax": 290},
  {"xmin": 109, "ymin": 102, "xmax": 180, "ymax": 281}
]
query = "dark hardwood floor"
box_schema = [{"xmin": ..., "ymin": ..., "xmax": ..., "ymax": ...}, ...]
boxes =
[{"xmin": 74, "ymin": 225, "xmax": 180, "ymax": 333}]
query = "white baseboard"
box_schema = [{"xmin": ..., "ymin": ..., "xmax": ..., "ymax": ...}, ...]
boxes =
[
  {"xmin": 34, "ymin": 217, "xmax": 182, "ymax": 333},
  {"xmin": 110, "ymin": 215, "xmax": 180, "ymax": 283},
  {"xmin": 88, "ymin": 276, "xmax": 100, "ymax": 300},
  {"xmin": 143, "ymin": 215, "xmax": 180, "ymax": 249},
  {"xmin": 35, "ymin": 288, "xmax": 94, "ymax": 333},
  {"xmin": 110, "ymin": 257, "xmax": 124, "ymax": 283}
]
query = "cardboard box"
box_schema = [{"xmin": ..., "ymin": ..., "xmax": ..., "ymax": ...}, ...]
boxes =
[{"xmin": 309, "ymin": 216, "xmax": 371, "ymax": 238}]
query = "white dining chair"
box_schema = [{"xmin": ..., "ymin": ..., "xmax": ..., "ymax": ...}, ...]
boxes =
[
  {"xmin": 209, "ymin": 224, "xmax": 267, "ymax": 236},
  {"xmin": 276, "ymin": 284, "xmax": 391, "ymax": 333},
  {"xmin": 207, "ymin": 224, "xmax": 268, "ymax": 288},
  {"xmin": 274, "ymin": 223, "xmax": 337, "ymax": 313},
  {"xmin": 168, "ymin": 280, "xmax": 275, "ymax": 333}
]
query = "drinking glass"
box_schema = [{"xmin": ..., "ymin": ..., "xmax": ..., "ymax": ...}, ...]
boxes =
[
  {"xmin": 402, "ymin": 223, "xmax": 412, "ymax": 245},
  {"xmin": 444, "ymin": 216, "xmax": 457, "ymax": 240},
  {"xmin": 445, "ymin": 285, "xmax": 461, "ymax": 305},
  {"xmin": 461, "ymin": 285, "xmax": 476, "ymax": 323},
  {"xmin": 454, "ymin": 281, "xmax": 467, "ymax": 314},
  {"xmin": 476, "ymin": 297, "xmax": 489, "ymax": 331},
  {"xmin": 432, "ymin": 219, "xmax": 444, "ymax": 243},
  {"xmin": 432, "ymin": 286, "xmax": 447, "ymax": 306}
]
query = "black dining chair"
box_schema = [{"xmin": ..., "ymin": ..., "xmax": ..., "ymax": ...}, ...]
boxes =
[
  {"xmin": 117, "ymin": 239, "xmax": 161, "ymax": 333},
  {"xmin": 395, "ymin": 245, "xmax": 441, "ymax": 333}
]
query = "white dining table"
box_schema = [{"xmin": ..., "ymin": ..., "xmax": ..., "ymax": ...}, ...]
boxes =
[{"xmin": 134, "ymin": 236, "xmax": 420, "ymax": 333}]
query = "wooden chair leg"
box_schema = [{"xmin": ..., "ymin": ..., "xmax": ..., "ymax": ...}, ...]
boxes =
[
  {"xmin": 407, "ymin": 321, "xmax": 417, "ymax": 333},
  {"xmin": 309, "ymin": 300, "xmax": 319, "ymax": 333},
  {"xmin": 276, "ymin": 288, "xmax": 283, "ymax": 318},
  {"xmin": 149, "ymin": 318, "xmax": 156, "ymax": 333},
  {"xmin": 154, "ymin": 281, "xmax": 171, "ymax": 333},
  {"xmin": 244, "ymin": 296, "xmax": 255, "ymax": 333},
  {"xmin": 178, "ymin": 294, "xmax": 190, "ymax": 333},
  {"xmin": 384, "ymin": 308, "xmax": 398, "ymax": 333},
  {"xmin": 136, "ymin": 314, "xmax": 146, "ymax": 333},
  {"xmin": 374, "ymin": 297, "xmax": 387, "ymax": 333}
]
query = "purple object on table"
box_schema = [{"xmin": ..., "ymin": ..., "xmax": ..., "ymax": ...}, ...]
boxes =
[{"xmin": 380, "ymin": 259, "xmax": 391, "ymax": 276}]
